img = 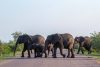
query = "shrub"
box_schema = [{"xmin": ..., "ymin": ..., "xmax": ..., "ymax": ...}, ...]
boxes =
[{"xmin": 91, "ymin": 32, "xmax": 100, "ymax": 53}]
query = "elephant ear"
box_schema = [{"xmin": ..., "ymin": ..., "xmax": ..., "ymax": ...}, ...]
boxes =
[
  {"xmin": 22, "ymin": 34, "xmax": 32, "ymax": 44},
  {"xmin": 52, "ymin": 34, "xmax": 61, "ymax": 44},
  {"xmin": 75, "ymin": 37, "xmax": 78, "ymax": 42}
]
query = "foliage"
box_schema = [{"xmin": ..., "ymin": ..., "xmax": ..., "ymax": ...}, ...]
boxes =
[
  {"xmin": 11, "ymin": 31, "xmax": 22, "ymax": 41},
  {"xmin": 0, "ymin": 31, "xmax": 23, "ymax": 58},
  {"xmin": 0, "ymin": 40, "xmax": 3, "ymax": 56},
  {"xmin": 90, "ymin": 32, "xmax": 100, "ymax": 53}
]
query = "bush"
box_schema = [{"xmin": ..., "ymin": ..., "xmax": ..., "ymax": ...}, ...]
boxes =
[
  {"xmin": 91, "ymin": 32, "xmax": 100, "ymax": 53},
  {"xmin": 2, "ymin": 45, "xmax": 12, "ymax": 54},
  {"xmin": 0, "ymin": 45, "xmax": 3, "ymax": 56}
]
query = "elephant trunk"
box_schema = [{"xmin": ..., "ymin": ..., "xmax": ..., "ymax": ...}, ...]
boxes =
[{"xmin": 13, "ymin": 41, "xmax": 18, "ymax": 56}]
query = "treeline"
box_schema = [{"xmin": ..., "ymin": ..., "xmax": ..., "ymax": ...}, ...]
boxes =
[
  {"xmin": 0, "ymin": 32, "xmax": 100, "ymax": 57},
  {"xmin": 0, "ymin": 32, "xmax": 23, "ymax": 57}
]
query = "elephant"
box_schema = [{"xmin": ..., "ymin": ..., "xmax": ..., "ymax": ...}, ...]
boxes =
[
  {"xmin": 45, "ymin": 33, "xmax": 75, "ymax": 58},
  {"xmin": 33, "ymin": 44, "xmax": 44, "ymax": 58},
  {"xmin": 75, "ymin": 36, "xmax": 92, "ymax": 54},
  {"xmin": 14, "ymin": 34, "xmax": 32, "ymax": 58},
  {"xmin": 14, "ymin": 34, "xmax": 45, "ymax": 58}
]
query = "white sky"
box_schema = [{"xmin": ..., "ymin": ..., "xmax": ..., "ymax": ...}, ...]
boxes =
[{"xmin": 0, "ymin": 0, "xmax": 100, "ymax": 42}]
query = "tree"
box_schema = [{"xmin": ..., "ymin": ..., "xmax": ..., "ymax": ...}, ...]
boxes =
[
  {"xmin": 11, "ymin": 32, "xmax": 22, "ymax": 41},
  {"xmin": 0, "ymin": 40, "xmax": 2, "ymax": 56},
  {"xmin": 90, "ymin": 32, "xmax": 100, "ymax": 53}
]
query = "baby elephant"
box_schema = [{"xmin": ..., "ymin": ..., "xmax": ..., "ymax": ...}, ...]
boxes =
[{"xmin": 33, "ymin": 44, "xmax": 44, "ymax": 58}]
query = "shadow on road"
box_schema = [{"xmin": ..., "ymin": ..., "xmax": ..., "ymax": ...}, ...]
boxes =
[{"xmin": 5, "ymin": 55, "xmax": 95, "ymax": 61}]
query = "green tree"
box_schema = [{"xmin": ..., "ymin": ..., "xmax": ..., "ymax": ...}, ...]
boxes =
[
  {"xmin": 91, "ymin": 32, "xmax": 100, "ymax": 53},
  {"xmin": 11, "ymin": 32, "xmax": 22, "ymax": 41},
  {"xmin": 0, "ymin": 40, "xmax": 2, "ymax": 56}
]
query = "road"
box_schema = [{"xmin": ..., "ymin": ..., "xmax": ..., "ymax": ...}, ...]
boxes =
[{"xmin": 0, "ymin": 51, "xmax": 100, "ymax": 67}]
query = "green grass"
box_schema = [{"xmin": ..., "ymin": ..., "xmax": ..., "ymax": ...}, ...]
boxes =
[
  {"xmin": 84, "ymin": 52, "xmax": 100, "ymax": 59},
  {"xmin": 0, "ymin": 53, "xmax": 14, "ymax": 61}
]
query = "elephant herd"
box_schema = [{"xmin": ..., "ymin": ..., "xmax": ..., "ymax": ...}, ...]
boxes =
[{"xmin": 13, "ymin": 33, "xmax": 92, "ymax": 58}]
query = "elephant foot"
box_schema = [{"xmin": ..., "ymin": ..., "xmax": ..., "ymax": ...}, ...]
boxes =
[
  {"xmin": 77, "ymin": 52, "xmax": 79, "ymax": 54},
  {"xmin": 21, "ymin": 55, "xmax": 24, "ymax": 57},
  {"xmin": 45, "ymin": 54, "xmax": 48, "ymax": 58},
  {"xmin": 53, "ymin": 56, "xmax": 57, "ymax": 58},
  {"xmin": 63, "ymin": 54, "xmax": 66, "ymax": 58},
  {"xmin": 28, "ymin": 56, "xmax": 31, "ymax": 58},
  {"xmin": 34, "ymin": 56, "xmax": 37, "ymax": 58},
  {"xmin": 71, "ymin": 55, "xmax": 75, "ymax": 58},
  {"xmin": 45, "ymin": 55, "xmax": 47, "ymax": 58},
  {"xmin": 53, "ymin": 55, "xmax": 57, "ymax": 58},
  {"xmin": 82, "ymin": 53, "xmax": 84, "ymax": 54},
  {"xmin": 67, "ymin": 55, "xmax": 70, "ymax": 58}
]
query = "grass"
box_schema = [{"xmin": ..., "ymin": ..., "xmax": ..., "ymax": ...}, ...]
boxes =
[
  {"xmin": 84, "ymin": 52, "xmax": 100, "ymax": 59},
  {"xmin": 0, "ymin": 53, "xmax": 14, "ymax": 61}
]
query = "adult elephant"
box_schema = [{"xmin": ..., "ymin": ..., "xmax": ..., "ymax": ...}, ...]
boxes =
[
  {"xmin": 14, "ymin": 34, "xmax": 45, "ymax": 58},
  {"xmin": 75, "ymin": 36, "xmax": 92, "ymax": 54},
  {"xmin": 45, "ymin": 33, "xmax": 75, "ymax": 58}
]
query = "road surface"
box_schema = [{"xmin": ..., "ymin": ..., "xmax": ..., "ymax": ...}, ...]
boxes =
[{"xmin": 0, "ymin": 51, "xmax": 100, "ymax": 67}]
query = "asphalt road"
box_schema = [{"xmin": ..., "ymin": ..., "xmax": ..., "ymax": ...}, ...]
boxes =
[{"xmin": 0, "ymin": 51, "xmax": 100, "ymax": 67}]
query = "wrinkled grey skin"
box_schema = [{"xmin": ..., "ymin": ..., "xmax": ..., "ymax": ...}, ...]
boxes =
[
  {"xmin": 45, "ymin": 33, "xmax": 75, "ymax": 58},
  {"xmin": 14, "ymin": 34, "xmax": 45, "ymax": 58}
]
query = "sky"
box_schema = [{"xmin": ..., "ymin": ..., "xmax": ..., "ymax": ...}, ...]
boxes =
[{"xmin": 0, "ymin": 0, "xmax": 100, "ymax": 42}]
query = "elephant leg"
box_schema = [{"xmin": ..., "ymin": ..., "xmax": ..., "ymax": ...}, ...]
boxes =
[
  {"xmin": 71, "ymin": 49, "xmax": 75, "ymax": 58},
  {"xmin": 77, "ymin": 46, "xmax": 81, "ymax": 54},
  {"xmin": 34, "ymin": 49, "xmax": 37, "ymax": 58},
  {"xmin": 27, "ymin": 46, "xmax": 31, "ymax": 58},
  {"xmin": 89, "ymin": 49, "xmax": 92, "ymax": 54},
  {"xmin": 80, "ymin": 47, "xmax": 84, "ymax": 54},
  {"xmin": 59, "ymin": 47, "xmax": 65, "ymax": 58},
  {"xmin": 27, "ymin": 50, "xmax": 31, "ymax": 58},
  {"xmin": 21, "ymin": 48, "xmax": 26, "ymax": 57},
  {"xmin": 48, "ymin": 48, "xmax": 50, "ymax": 56},
  {"xmin": 44, "ymin": 47, "xmax": 47, "ymax": 58},
  {"xmin": 88, "ymin": 47, "xmax": 92, "ymax": 54},
  {"xmin": 67, "ymin": 49, "xmax": 70, "ymax": 58},
  {"xmin": 88, "ymin": 50, "xmax": 90, "ymax": 54},
  {"xmin": 88, "ymin": 49, "xmax": 91, "ymax": 54},
  {"xmin": 30, "ymin": 49, "xmax": 33, "ymax": 54},
  {"xmin": 51, "ymin": 48, "xmax": 54, "ymax": 56},
  {"xmin": 45, "ymin": 51, "xmax": 47, "ymax": 58},
  {"xmin": 53, "ymin": 47, "xmax": 57, "ymax": 58}
]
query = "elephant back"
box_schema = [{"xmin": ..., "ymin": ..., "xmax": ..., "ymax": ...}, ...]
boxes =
[
  {"xmin": 60, "ymin": 33, "xmax": 74, "ymax": 44},
  {"xmin": 47, "ymin": 33, "xmax": 62, "ymax": 44},
  {"xmin": 31, "ymin": 35, "xmax": 45, "ymax": 46},
  {"xmin": 84, "ymin": 36, "xmax": 91, "ymax": 45}
]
